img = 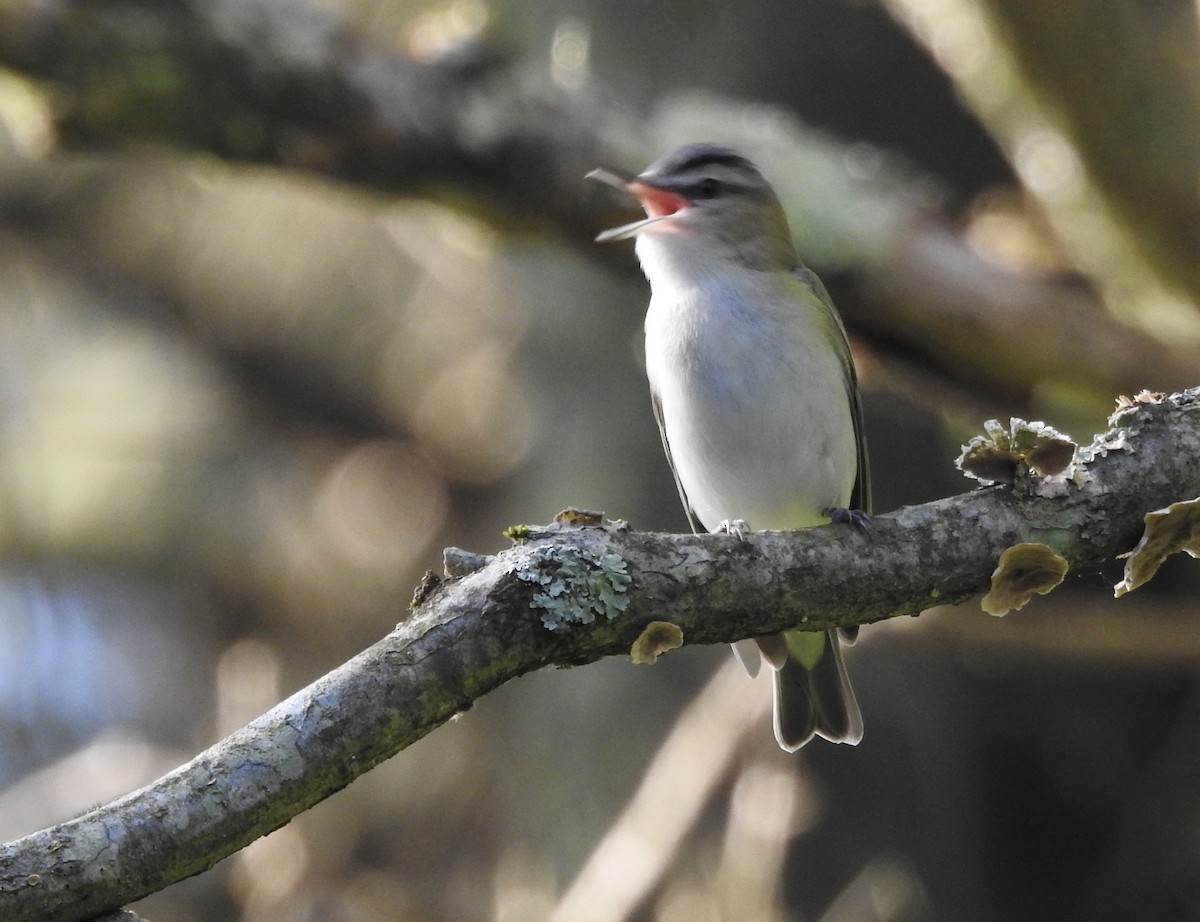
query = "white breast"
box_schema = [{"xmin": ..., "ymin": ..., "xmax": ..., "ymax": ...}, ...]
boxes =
[{"xmin": 638, "ymin": 236, "xmax": 857, "ymax": 532}]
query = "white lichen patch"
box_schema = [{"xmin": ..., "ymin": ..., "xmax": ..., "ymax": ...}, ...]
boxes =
[{"xmin": 513, "ymin": 545, "xmax": 632, "ymax": 631}]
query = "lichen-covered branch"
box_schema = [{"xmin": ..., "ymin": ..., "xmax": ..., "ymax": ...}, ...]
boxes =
[{"xmin": 2, "ymin": 391, "xmax": 1200, "ymax": 921}]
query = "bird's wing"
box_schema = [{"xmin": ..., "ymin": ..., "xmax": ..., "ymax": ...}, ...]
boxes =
[
  {"xmin": 651, "ymin": 392, "xmax": 705, "ymax": 535},
  {"xmin": 795, "ymin": 265, "xmax": 870, "ymax": 645},
  {"xmin": 794, "ymin": 266, "xmax": 871, "ymax": 515}
]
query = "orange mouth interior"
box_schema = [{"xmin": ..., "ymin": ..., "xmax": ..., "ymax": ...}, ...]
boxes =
[{"xmin": 629, "ymin": 181, "xmax": 691, "ymax": 218}]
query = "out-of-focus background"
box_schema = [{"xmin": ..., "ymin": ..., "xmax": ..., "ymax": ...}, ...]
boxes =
[{"xmin": 2, "ymin": 0, "xmax": 1200, "ymax": 919}]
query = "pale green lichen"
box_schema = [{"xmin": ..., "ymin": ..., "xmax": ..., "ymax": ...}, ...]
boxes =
[{"xmin": 513, "ymin": 546, "xmax": 632, "ymax": 631}]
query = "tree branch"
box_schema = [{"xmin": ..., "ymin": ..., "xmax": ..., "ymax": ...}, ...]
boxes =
[{"xmin": 2, "ymin": 392, "xmax": 1200, "ymax": 920}]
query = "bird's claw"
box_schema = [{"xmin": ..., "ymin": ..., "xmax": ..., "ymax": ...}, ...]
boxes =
[
  {"xmin": 717, "ymin": 518, "xmax": 752, "ymax": 541},
  {"xmin": 825, "ymin": 507, "xmax": 870, "ymax": 530}
]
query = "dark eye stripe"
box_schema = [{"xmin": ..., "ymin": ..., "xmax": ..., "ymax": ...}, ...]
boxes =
[{"xmin": 684, "ymin": 175, "xmax": 757, "ymax": 199}]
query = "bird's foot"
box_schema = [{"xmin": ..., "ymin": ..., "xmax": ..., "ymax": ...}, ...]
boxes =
[
  {"xmin": 717, "ymin": 518, "xmax": 752, "ymax": 541},
  {"xmin": 824, "ymin": 507, "xmax": 870, "ymax": 530}
]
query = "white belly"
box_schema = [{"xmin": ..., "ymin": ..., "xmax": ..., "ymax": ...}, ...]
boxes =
[{"xmin": 644, "ymin": 277, "xmax": 857, "ymax": 533}]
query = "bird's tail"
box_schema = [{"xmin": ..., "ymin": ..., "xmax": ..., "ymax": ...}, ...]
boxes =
[{"xmin": 771, "ymin": 628, "xmax": 863, "ymax": 751}]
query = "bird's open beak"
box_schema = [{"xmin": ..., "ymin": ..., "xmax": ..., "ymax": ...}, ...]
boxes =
[{"xmin": 587, "ymin": 168, "xmax": 692, "ymax": 242}]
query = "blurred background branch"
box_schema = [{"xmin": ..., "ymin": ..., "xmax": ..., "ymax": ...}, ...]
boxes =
[
  {"xmin": 1, "ymin": 0, "xmax": 1199, "ymax": 919},
  {"xmin": 887, "ymin": 0, "xmax": 1200, "ymax": 307},
  {"xmin": 0, "ymin": 0, "xmax": 1196, "ymax": 413}
]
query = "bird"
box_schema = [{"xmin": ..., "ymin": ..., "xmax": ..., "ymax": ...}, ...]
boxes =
[{"xmin": 588, "ymin": 142, "xmax": 870, "ymax": 750}]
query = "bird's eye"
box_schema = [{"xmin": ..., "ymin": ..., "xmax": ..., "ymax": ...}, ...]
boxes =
[{"xmin": 694, "ymin": 177, "xmax": 722, "ymax": 199}]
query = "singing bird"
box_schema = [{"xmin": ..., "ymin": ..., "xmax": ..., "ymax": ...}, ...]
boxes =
[{"xmin": 589, "ymin": 143, "xmax": 870, "ymax": 750}]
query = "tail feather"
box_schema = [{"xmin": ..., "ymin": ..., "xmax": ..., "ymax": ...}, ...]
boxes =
[{"xmin": 772, "ymin": 629, "xmax": 862, "ymax": 751}]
